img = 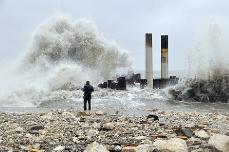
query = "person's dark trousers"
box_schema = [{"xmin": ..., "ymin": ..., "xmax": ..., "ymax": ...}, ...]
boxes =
[{"xmin": 84, "ymin": 96, "xmax": 91, "ymax": 111}]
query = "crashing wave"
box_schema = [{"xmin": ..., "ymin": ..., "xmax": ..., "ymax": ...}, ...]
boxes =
[
  {"xmin": 22, "ymin": 16, "xmax": 130, "ymax": 80},
  {"xmin": 0, "ymin": 15, "xmax": 131, "ymax": 107}
]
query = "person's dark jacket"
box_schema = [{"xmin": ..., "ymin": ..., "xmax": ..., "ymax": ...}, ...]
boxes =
[{"xmin": 83, "ymin": 84, "xmax": 94, "ymax": 98}]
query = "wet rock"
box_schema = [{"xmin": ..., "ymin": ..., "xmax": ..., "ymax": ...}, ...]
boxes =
[
  {"xmin": 176, "ymin": 127, "xmax": 193, "ymax": 138},
  {"xmin": 159, "ymin": 118, "xmax": 166, "ymax": 126},
  {"xmin": 153, "ymin": 138, "xmax": 188, "ymax": 152},
  {"xmin": 208, "ymin": 134, "xmax": 229, "ymax": 152},
  {"xmin": 79, "ymin": 117, "xmax": 86, "ymax": 122},
  {"xmin": 147, "ymin": 114, "xmax": 159, "ymax": 121},
  {"xmin": 194, "ymin": 130, "xmax": 210, "ymax": 139},
  {"xmin": 84, "ymin": 141, "xmax": 109, "ymax": 152},
  {"xmin": 30, "ymin": 125, "xmax": 44, "ymax": 130}
]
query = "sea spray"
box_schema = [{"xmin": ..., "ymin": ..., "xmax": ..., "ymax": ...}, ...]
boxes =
[
  {"xmin": 0, "ymin": 15, "xmax": 131, "ymax": 107},
  {"xmin": 187, "ymin": 23, "xmax": 229, "ymax": 79},
  {"xmin": 22, "ymin": 16, "xmax": 130, "ymax": 80},
  {"xmin": 169, "ymin": 23, "xmax": 229, "ymax": 103}
]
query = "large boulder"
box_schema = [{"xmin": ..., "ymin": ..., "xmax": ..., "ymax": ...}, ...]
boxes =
[
  {"xmin": 84, "ymin": 142, "xmax": 109, "ymax": 152},
  {"xmin": 208, "ymin": 134, "xmax": 229, "ymax": 152},
  {"xmin": 153, "ymin": 138, "xmax": 188, "ymax": 152}
]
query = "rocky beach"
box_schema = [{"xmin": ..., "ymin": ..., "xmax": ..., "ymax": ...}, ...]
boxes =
[{"xmin": 0, "ymin": 109, "xmax": 228, "ymax": 152}]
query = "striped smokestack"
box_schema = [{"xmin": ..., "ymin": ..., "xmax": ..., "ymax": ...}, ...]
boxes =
[
  {"xmin": 145, "ymin": 33, "xmax": 153, "ymax": 87},
  {"xmin": 161, "ymin": 35, "xmax": 168, "ymax": 79}
]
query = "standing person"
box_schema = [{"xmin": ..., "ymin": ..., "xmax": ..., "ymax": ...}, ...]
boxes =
[{"xmin": 83, "ymin": 81, "xmax": 94, "ymax": 111}]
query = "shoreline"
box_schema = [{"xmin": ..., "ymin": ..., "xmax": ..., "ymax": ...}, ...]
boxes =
[{"xmin": 0, "ymin": 109, "xmax": 228, "ymax": 152}]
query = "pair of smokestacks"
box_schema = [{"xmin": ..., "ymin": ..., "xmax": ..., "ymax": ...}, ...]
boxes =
[{"xmin": 145, "ymin": 33, "xmax": 168, "ymax": 87}]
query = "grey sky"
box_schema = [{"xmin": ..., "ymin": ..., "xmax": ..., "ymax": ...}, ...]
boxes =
[{"xmin": 0, "ymin": 0, "xmax": 228, "ymax": 71}]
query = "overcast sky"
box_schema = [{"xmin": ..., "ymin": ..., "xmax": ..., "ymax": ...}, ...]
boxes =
[{"xmin": 0, "ymin": 0, "xmax": 229, "ymax": 71}]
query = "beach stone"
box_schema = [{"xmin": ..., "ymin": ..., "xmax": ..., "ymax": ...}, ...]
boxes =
[
  {"xmin": 41, "ymin": 112, "xmax": 53, "ymax": 119},
  {"xmin": 108, "ymin": 144, "xmax": 122, "ymax": 152},
  {"xmin": 180, "ymin": 128, "xmax": 194, "ymax": 138},
  {"xmin": 95, "ymin": 110, "xmax": 104, "ymax": 115},
  {"xmin": 72, "ymin": 137, "xmax": 79, "ymax": 143},
  {"xmin": 30, "ymin": 125, "xmax": 44, "ymax": 130},
  {"xmin": 84, "ymin": 141, "xmax": 109, "ymax": 152},
  {"xmin": 194, "ymin": 130, "xmax": 210, "ymax": 139},
  {"xmin": 20, "ymin": 145, "xmax": 31, "ymax": 151},
  {"xmin": 99, "ymin": 122, "xmax": 114, "ymax": 131},
  {"xmin": 133, "ymin": 136, "xmax": 147, "ymax": 140},
  {"xmin": 79, "ymin": 111, "xmax": 91, "ymax": 116},
  {"xmin": 159, "ymin": 118, "xmax": 166, "ymax": 126},
  {"xmin": 122, "ymin": 146, "xmax": 137, "ymax": 152},
  {"xmin": 190, "ymin": 148, "xmax": 204, "ymax": 152},
  {"xmin": 15, "ymin": 126, "xmax": 24, "ymax": 133},
  {"xmin": 199, "ymin": 143, "xmax": 220, "ymax": 151},
  {"xmin": 187, "ymin": 137, "xmax": 202, "ymax": 145},
  {"xmin": 90, "ymin": 118, "xmax": 102, "ymax": 123},
  {"xmin": 53, "ymin": 145, "xmax": 65, "ymax": 151},
  {"xmin": 32, "ymin": 143, "xmax": 41, "ymax": 149},
  {"xmin": 87, "ymin": 129, "xmax": 99, "ymax": 137},
  {"xmin": 122, "ymin": 144, "xmax": 154, "ymax": 152},
  {"xmin": 31, "ymin": 149, "xmax": 43, "ymax": 152},
  {"xmin": 153, "ymin": 138, "xmax": 188, "ymax": 152},
  {"xmin": 208, "ymin": 134, "xmax": 229, "ymax": 152},
  {"xmin": 136, "ymin": 144, "xmax": 154, "ymax": 152},
  {"xmin": 147, "ymin": 114, "xmax": 159, "ymax": 121}
]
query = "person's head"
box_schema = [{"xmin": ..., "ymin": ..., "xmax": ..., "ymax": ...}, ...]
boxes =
[{"xmin": 86, "ymin": 81, "xmax": 90, "ymax": 85}]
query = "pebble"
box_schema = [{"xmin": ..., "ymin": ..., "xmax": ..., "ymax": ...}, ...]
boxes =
[
  {"xmin": 194, "ymin": 129, "xmax": 210, "ymax": 139},
  {"xmin": 53, "ymin": 145, "xmax": 65, "ymax": 151},
  {"xmin": 153, "ymin": 138, "xmax": 188, "ymax": 152},
  {"xmin": 84, "ymin": 141, "xmax": 109, "ymax": 152},
  {"xmin": 0, "ymin": 109, "xmax": 228, "ymax": 151}
]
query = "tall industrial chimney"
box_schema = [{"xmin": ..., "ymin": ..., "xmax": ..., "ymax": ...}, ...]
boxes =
[
  {"xmin": 145, "ymin": 33, "xmax": 153, "ymax": 87},
  {"xmin": 161, "ymin": 35, "xmax": 168, "ymax": 79}
]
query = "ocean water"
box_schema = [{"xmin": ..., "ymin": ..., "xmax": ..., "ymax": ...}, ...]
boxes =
[{"xmin": 1, "ymin": 86, "xmax": 229, "ymax": 115}]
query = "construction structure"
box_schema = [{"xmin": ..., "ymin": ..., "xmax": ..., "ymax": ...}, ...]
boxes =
[
  {"xmin": 153, "ymin": 35, "xmax": 179, "ymax": 88},
  {"xmin": 98, "ymin": 34, "xmax": 179, "ymax": 90},
  {"xmin": 145, "ymin": 33, "xmax": 153, "ymax": 87},
  {"xmin": 161, "ymin": 35, "xmax": 169, "ymax": 79}
]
